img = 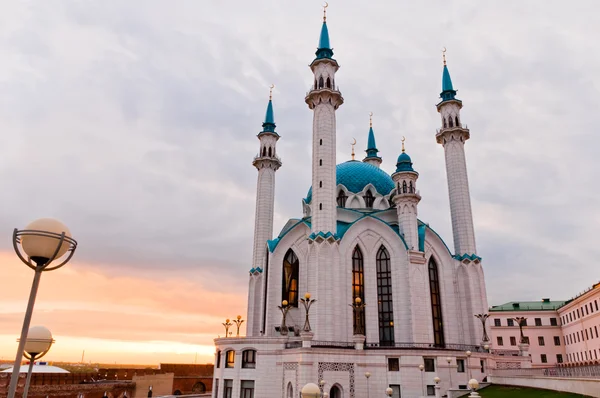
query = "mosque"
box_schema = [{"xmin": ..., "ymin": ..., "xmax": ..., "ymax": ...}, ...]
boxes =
[{"xmin": 212, "ymin": 9, "xmax": 524, "ymax": 398}]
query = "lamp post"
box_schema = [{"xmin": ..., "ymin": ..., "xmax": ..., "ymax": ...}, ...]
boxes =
[
  {"xmin": 148, "ymin": 385, "xmax": 153, "ymax": 398},
  {"xmin": 385, "ymin": 387, "xmax": 393, "ymax": 397},
  {"xmin": 446, "ymin": 357, "xmax": 453, "ymax": 389},
  {"xmin": 474, "ymin": 314, "xmax": 490, "ymax": 343},
  {"xmin": 466, "ymin": 351, "xmax": 472, "ymax": 381},
  {"xmin": 433, "ymin": 377, "xmax": 441, "ymax": 398},
  {"xmin": 419, "ymin": 364, "xmax": 425, "ymax": 397},
  {"xmin": 21, "ymin": 326, "xmax": 54, "ymax": 398},
  {"xmin": 278, "ymin": 300, "xmax": 291, "ymax": 336},
  {"xmin": 8, "ymin": 218, "xmax": 78, "ymax": 398},
  {"xmin": 350, "ymin": 297, "xmax": 366, "ymax": 335},
  {"xmin": 222, "ymin": 319, "xmax": 232, "ymax": 337},
  {"xmin": 301, "ymin": 383, "xmax": 320, "ymax": 398},
  {"xmin": 300, "ymin": 293, "xmax": 316, "ymax": 332},
  {"xmin": 468, "ymin": 379, "xmax": 480, "ymax": 397},
  {"xmin": 319, "ymin": 379, "xmax": 326, "ymax": 397},
  {"xmin": 365, "ymin": 372, "xmax": 371, "ymax": 398},
  {"xmin": 232, "ymin": 315, "xmax": 244, "ymax": 337}
]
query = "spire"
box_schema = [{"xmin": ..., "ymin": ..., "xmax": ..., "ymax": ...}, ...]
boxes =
[
  {"xmin": 440, "ymin": 48, "xmax": 458, "ymax": 102},
  {"xmin": 315, "ymin": 3, "xmax": 333, "ymax": 60},
  {"xmin": 260, "ymin": 85, "xmax": 277, "ymax": 134},
  {"xmin": 395, "ymin": 137, "xmax": 415, "ymax": 173},
  {"xmin": 365, "ymin": 112, "xmax": 379, "ymax": 158}
]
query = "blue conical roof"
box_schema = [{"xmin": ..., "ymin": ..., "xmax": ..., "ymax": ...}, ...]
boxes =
[
  {"xmin": 315, "ymin": 21, "xmax": 333, "ymax": 60},
  {"xmin": 395, "ymin": 151, "xmax": 415, "ymax": 173},
  {"xmin": 260, "ymin": 99, "xmax": 276, "ymax": 134},
  {"xmin": 440, "ymin": 65, "xmax": 458, "ymax": 102},
  {"xmin": 365, "ymin": 127, "xmax": 379, "ymax": 158}
]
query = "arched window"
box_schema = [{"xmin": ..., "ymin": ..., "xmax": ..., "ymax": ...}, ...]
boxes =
[
  {"xmin": 268, "ymin": 147, "xmax": 272, "ymax": 157},
  {"xmin": 319, "ymin": 159, "xmax": 322, "ymax": 166},
  {"xmin": 330, "ymin": 385, "xmax": 342, "ymax": 398},
  {"xmin": 449, "ymin": 117, "xmax": 454, "ymax": 128},
  {"xmin": 314, "ymin": 80, "xmax": 317, "ymax": 90},
  {"xmin": 282, "ymin": 250, "xmax": 299, "ymax": 307},
  {"xmin": 377, "ymin": 246, "xmax": 395, "ymax": 345},
  {"xmin": 337, "ymin": 190, "xmax": 347, "ymax": 207},
  {"xmin": 455, "ymin": 116, "xmax": 459, "ymax": 127},
  {"xmin": 287, "ymin": 383, "xmax": 293, "ymax": 398},
  {"xmin": 402, "ymin": 181, "xmax": 407, "ymax": 193},
  {"xmin": 319, "ymin": 203, "xmax": 322, "ymax": 210},
  {"xmin": 319, "ymin": 76, "xmax": 324, "ymax": 88},
  {"xmin": 428, "ymin": 258, "xmax": 445, "ymax": 347},
  {"xmin": 225, "ymin": 350, "xmax": 235, "ymax": 368},
  {"xmin": 326, "ymin": 77, "xmax": 331, "ymax": 89},
  {"xmin": 320, "ymin": 139, "xmax": 323, "ymax": 145},
  {"xmin": 319, "ymin": 181, "xmax": 322, "ymax": 188},
  {"xmin": 262, "ymin": 147, "xmax": 266, "ymax": 157},
  {"xmin": 364, "ymin": 190, "xmax": 374, "ymax": 208},
  {"xmin": 352, "ymin": 246, "xmax": 365, "ymax": 335},
  {"xmin": 192, "ymin": 382, "xmax": 206, "ymax": 393},
  {"xmin": 216, "ymin": 350, "xmax": 221, "ymax": 368},
  {"xmin": 443, "ymin": 118, "xmax": 447, "ymax": 128},
  {"xmin": 242, "ymin": 349, "xmax": 256, "ymax": 369},
  {"xmin": 409, "ymin": 181, "xmax": 414, "ymax": 193}
]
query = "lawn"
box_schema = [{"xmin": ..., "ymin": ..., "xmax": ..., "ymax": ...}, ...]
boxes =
[{"xmin": 479, "ymin": 385, "xmax": 591, "ymax": 397}]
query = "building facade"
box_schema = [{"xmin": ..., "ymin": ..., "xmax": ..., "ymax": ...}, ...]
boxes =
[{"xmin": 213, "ymin": 10, "xmax": 520, "ymax": 398}]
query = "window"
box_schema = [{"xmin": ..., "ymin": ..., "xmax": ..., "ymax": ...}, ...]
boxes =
[
  {"xmin": 557, "ymin": 354, "xmax": 563, "ymax": 364},
  {"xmin": 535, "ymin": 318, "xmax": 542, "ymax": 326},
  {"xmin": 586, "ymin": 329, "xmax": 589, "ymax": 340},
  {"xmin": 541, "ymin": 354, "xmax": 547, "ymax": 364},
  {"xmin": 427, "ymin": 385, "xmax": 435, "ymax": 396},
  {"xmin": 595, "ymin": 326, "xmax": 599, "ymax": 338},
  {"xmin": 428, "ymin": 258, "xmax": 445, "ymax": 347},
  {"xmin": 522, "ymin": 319, "xmax": 528, "ymax": 326},
  {"xmin": 577, "ymin": 332, "xmax": 581, "ymax": 342},
  {"xmin": 596, "ymin": 300, "xmax": 599, "ymax": 311},
  {"xmin": 424, "ymin": 358, "xmax": 435, "ymax": 372},
  {"xmin": 330, "ymin": 386, "xmax": 341, "ymax": 398},
  {"xmin": 480, "ymin": 359, "xmax": 485, "ymax": 373},
  {"xmin": 388, "ymin": 358, "xmax": 399, "ymax": 371},
  {"xmin": 577, "ymin": 309, "xmax": 580, "ymax": 318},
  {"xmin": 510, "ymin": 336, "xmax": 517, "ymax": 346},
  {"xmin": 240, "ymin": 380, "xmax": 254, "ymax": 398},
  {"xmin": 554, "ymin": 336, "xmax": 561, "ymax": 346},
  {"xmin": 523, "ymin": 336, "xmax": 530, "ymax": 344},
  {"xmin": 507, "ymin": 319, "xmax": 514, "ymax": 327},
  {"xmin": 377, "ymin": 246, "xmax": 395, "ymax": 345},
  {"xmin": 319, "ymin": 159, "xmax": 322, "ymax": 166},
  {"xmin": 282, "ymin": 250, "xmax": 299, "ymax": 307},
  {"xmin": 242, "ymin": 350, "xmax": 256, "ymax": 369},
  {"xmin": 402, "ymin": 180, "xmax": 407, "ymax": 193},
  {"xmin": 538, "ymin": 336, "xmax": 545, "ymax": 346},
  {"xmin": 494, "ymin": 319, "xmax": 501, "ymax": 327},
  {"xmin": 319, "ymin": 181, "xmax": 322, "ymax": 188},
  {"xmin": 456, "ymin": 359, "xmax": 465, "ymax": 373},
  {"xmin": 223, "ymin": 379, "xmax": 233, "ymax": 398},
  {"xmin": 352, "ymin": 246, "xmax": 366, "ymax": 335},
  {"xmin": 586, "ymin": 305, "xmax": 590, "ymax": 315},
  {"xmin": 215, "ymin": 379, "xmax": 219, "ymax": 398},
  {"xmin": 388, "ymin": 385, "xmax": 401, "ymax": 398},
  {"xmin": 497, "ymin": 336, "xmax": 504, "ymax": 346},
  {"xmin": 458, "ymin": 385, "xmax": 468, "ymax": 390},
  {"xmin": 319, "ymin": 203, "xmax": 322, "ymax": 210},
  {"xmin": 287, "ymin": 383, "xmax": 293, "ymax": 398},
  {"xmin": 364, "ymin": 190, "xmax": 374, "ymax": 208},
  {"xmin": 336, "ymin": 190, "xmax": 347, "ymax": 207},
  {"xmin": 216, "ymin": 350, "xmax": 221, "ymax": 368},
  {"xmin": 319, "ymin": 139, "xmax": 322, "ymax": 145},
  {"xmin": 550, "ymin": 318, "xmax": 558, "ymax": 326},
  {"xmin": 225, "ymin": 350, "xmax": 235, "ymax": 368}
]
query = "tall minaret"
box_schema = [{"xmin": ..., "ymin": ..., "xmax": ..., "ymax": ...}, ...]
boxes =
[
  {"xmin": 305, "ymin": 6, "xmax": 344, "ymax": 235},
  {"xmin": 363, "ymin": 112, "xmax": 382, "ymax": 168},
  {"xmin": 391, "ymin": 139, "xmax": 421, "ymax": 250},
  {"xmin": 247, "ymin": 86, "xmax": 282, "ymax": 336},
  {"xmin": 435, "ymin": 51, "xmax": 477, "ymax": 256}
]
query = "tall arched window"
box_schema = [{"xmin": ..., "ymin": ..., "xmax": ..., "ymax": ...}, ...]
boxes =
[
  {"xmin": 330, "ymin": 385, "xmax": 342, "ymax": 398},
  {"xmin": 337, "ymin": 190, "xmax": 347, "ymax": 207},
  {"xmin": 262, "ymin": 147, "xmax": 266, "ymax": 157},
  {"xmin": 364, "ymin": 190, "xmax": 374, "ymax": 208},
  {"xmin": 352, "ymin": 246, "xmax": 365, "ymax": 335},
  {"xmin": 287, "ymin": 383, "xmax": 293, "ymax": 398},
  {"xmin": 449, "ymin": 117, "xmax": 454, "ymax": 128},
  {"xmin": 319, "ymin": 76, "xmax": 324, "ymax": 88},
  {"xmin": 455, "ymin": 116, "xmax": 459, "ymax": 127},
  {"xmin": 377, "ymin": 246, "xmax": 394, "ymax": 345},
  {"xmin": 428, "ymin": 258, "xmax": 445, "ymax": 347},
  {"xmin": 282, "ymin": 250, "xmax": 299, "ymax": 307},
  {"xmin": 268, "ymin": 147, "xmax": 272, "ymax": 157},
  {"xmin": 443, "ymin": 118, "xmax": 447, "ymax": 128},
  {"xmin": 326, "ymin": 77, "xmax": 331, "ymax": 89},
  {"xmin": 409, "ymin": 181, "xmax": 414, "ymax": 193},
  {"xmin": 402, "ymin": 181, "xmax": 407, "ymax": 193}
]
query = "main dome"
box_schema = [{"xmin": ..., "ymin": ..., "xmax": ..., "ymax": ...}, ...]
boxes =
[{"xmin": 305, "ymin": 161, "xmax": 395, "ymax": 203}]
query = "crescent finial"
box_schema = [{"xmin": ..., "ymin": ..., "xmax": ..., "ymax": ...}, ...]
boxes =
[
  {"xmin": 401, "ymin": 136, "xmax": 406, "ymax": 153},
  {"xmin": 269, "ymin": 84, "xmax": 274, "ymax": 100},
  {"xmin": 323, "ymin": 2, "xmax": 328, "ymax": 21},
  {"xmin": 442, "ymin": 47, "xmax": 447, "ymax": 66},
  {"xmin": 351, "ymin": 137, "xmax": 356, "ymax": 160},
  {"xmin": 369, "ymin": 112, "xmax": 373, "ymax": 128}
]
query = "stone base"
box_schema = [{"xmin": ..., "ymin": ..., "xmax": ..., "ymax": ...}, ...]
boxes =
[
  {"xmin": 518, "ymin": 343, "xmax": 530, "ymax": 356},
  {"xmin": 301, "ymin": 331, "xmax": 314, "ymax": 348},
  {"xmin": 352, "ymin": 334, "xmax": 365, "ymax": 350}
]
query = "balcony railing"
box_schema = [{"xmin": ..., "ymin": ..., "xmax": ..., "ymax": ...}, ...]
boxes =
[
  {"xmin": 365, "ymin": 342, "xmax": 486, "ymax": 351},
  {"xmin": 490, "ymin": 364, "xmax": 600, "ymax": 379}
]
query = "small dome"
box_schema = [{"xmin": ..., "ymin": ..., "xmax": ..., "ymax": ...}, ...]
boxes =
[
  {"xmin": 306, "ymin": 161, "xmax": 395, "ymax": 203},
  {"xmin": 395, "ymin": 152, "xmax": 415, "ymax": 173}
]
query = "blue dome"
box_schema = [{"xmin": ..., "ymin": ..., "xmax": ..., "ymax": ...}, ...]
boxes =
[
  {"xmin": 395, "ymin": 152, "xmax": 415, "ymax": 172},
  {"xmin": 305, "ymin": 161, "xmax": 395, "ymax": 203}
]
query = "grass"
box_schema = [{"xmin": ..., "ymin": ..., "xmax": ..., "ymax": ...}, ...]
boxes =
[{"xmin": 480, "ymin": 385, "xmax": 591, "ymax": 397}]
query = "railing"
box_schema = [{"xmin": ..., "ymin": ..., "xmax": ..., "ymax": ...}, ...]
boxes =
[
  {"xmin": 365, "ymin": 342, "xmax": 485, "ymax": 352},
  {"xmin": 491, "ymin": 349, "xmax": 520, "ymax": 356},
  {"xmin": 284, "ymin": 341, "xmax": 302, "ymax": 349},
  {"xmin": 490, "ymin": 364, "xmax": 600, "ymax": 379},
  {"xmin": 311, "ymin": 341, "xmax": 355, "ymax": 349}
]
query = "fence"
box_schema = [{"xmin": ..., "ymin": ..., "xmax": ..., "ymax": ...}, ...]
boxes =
[{"xmin": 491, "ymin": 364, "xmax": 600, "ymax": 379}]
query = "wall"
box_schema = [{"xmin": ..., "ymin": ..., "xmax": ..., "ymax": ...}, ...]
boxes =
[
  {"xmin": 132, "ymin": 373, "xmax": 174, "ymax": 398},
  {"xmin": 489, "ymin": 375, "xmax": 600, "ymax": 398}
]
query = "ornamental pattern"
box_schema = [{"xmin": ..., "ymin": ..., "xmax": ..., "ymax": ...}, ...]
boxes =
[
  {"xmin": 282, "ymin": 362, "xmax": 299, "ymax": 398},
  {"xmin": 318, "ymin": 362, "xmax": 355, "ymax": 398}
]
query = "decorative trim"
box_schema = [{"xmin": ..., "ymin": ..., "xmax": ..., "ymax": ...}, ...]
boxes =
[
  {"xmin": 317, "ymin": 362, "xmax": 355, "ymax": 398},
  {"xmin": 282, "ymin": 362, "xmax": 299, "ymax": 398}
]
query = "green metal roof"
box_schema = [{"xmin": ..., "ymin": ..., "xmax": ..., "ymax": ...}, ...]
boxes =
[{"xmin": 489, "ymin": 300, "xmax": 567, "ymax": 312}]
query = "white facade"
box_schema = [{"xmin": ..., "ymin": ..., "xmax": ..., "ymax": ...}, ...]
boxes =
[{"xmin": 214, "ymin": 15, "xmax": 507, "ymax": 398}]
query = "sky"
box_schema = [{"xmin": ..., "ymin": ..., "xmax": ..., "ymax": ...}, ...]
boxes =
[{"xmin": 0, "ymin": 1, "xmax": 599, "ymax": 365}]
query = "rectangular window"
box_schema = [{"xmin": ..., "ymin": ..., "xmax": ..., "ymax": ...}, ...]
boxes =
[
  {"xmin": 570, "ymin": 313, "xmax": 573, "ymax": 322},
  {"xmin": 596, "ymin": 300, "xmax": 599, "ymax": 311},
  {"xmin": 591, "ymin": 303, "xmax": 595, "ymax": 313},
  {"xmin": 494, "ymin": 319, "xmax": 501, "ymax": 327},
  {"xmin": 586, "ymin": 329, "xmax": 589, "ymax": 340},
  {"xmin": 497, "ymin": 336, "xmax": 504, "ymax": 346},
  {"xmin": 427, "ymin": 385, "xmax": 435, "ymax": 396},
  {"xmin": 586, "ymin": 305, "xmax": 589, "ymax": 315},
  {"xmin": 591, "ymin": 328, "xmax": 594, "ymax": 339},
  {"xmin": 458, "ymin": 385, "xmax": 468, "ymax": 390},
  {"xmin": 577, "ymin": 332, "xmax": 581, "ymax": 342},
  {"xmin": 595, "ymin": 350, "xmax": 598, "ymax": 360},
  {"xmin": 389, "ymin": 385, "xmax": 401, "ymax": 398},
  {"xmin": 538, "ymin": 336, "xmax": 545, "ymax": 346},
  {"xmin": 535, "ymin": 318, "xmax": 542, "ymax": 326},
  {"xmin": 223, "ymin": 379, "xmax": 233, "ymax": 398},
  {"xmin": 388, "ymin": 358, "xmax": 400, "ymax": 372},
  {"xmin": 554, "ymin": 336, "xmax": 561, "ymax": 346},
  {"xmin": 577, "ymin": 309, "xmax": 580, "ymax": 318},
  {"xmin": 550, "ymin": 318, "xmax": 558, "ymax": 326},
  {"xmin": 457, "ymin": 359, "xmax": 466, "ymax": 373},
  {"xmin": 215, "ymin": 379, "xmax": 219, "ymax": 398},
  {"xmin": 541, "ymin": 354, "xmax": 547, "ymax": 363},
  {"xmin": 507, "ymin": 319, "xmax": 514, "ymax": 327},
  {"xmin": 595, "ymin": 326, "xmax": 599, "ymax": 338},
  {"xmin": 424, "ymin": 357, "xmax": 435, "ymax": 372},
  {"xmin": 226, "ymin": 350, "xmax": 235, "ymax": 368},
  {"xmin": 522, "ymin": 319, "xmax": 528, "ymax": 326},
  {"xmin": 242, "ymin": 350, "xmax": 256, "ymax": 369},
  {"xmin": 557, "ymin": 354, "xmax": 563, "ymax": 363},
  {"xmin": 510, "ymin": 336, "xmax": 517, "ymax": 346},
  {"xmin": 480, "ymin": 359, "xmax": 485, "ymax": 373},
  {"xmin": 523, "ymin": 336, "xmax": 530, "ymax": 345},
  {"xmin": 240, "ymin": 380, "xmax": 255, "ymax": 398}
]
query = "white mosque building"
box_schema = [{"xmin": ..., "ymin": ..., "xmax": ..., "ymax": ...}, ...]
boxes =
[{"xmin": 213, "ymin": 10, "xmax": 525, "ymax": 398}]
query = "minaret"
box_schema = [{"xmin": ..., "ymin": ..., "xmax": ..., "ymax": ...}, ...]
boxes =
[
  {"xmin": 435, "ymin": 51, "xmax": 477, "ymax": 256},
  {"xmin": 363, "ymin": 112, "xmax": 382, "ymax": 168},
  {"xmin": 305, "ymin": 5, "xmax": 344, "ymax": 235},
  {"xmin": 247, "ymin": 86, "xmax": 282, "ymax": 336},
  {"xmin": 391, "ymin": 139, "xmax": 421, "ymax": 250}
]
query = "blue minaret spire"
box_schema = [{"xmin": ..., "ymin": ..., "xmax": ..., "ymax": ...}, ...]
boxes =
[
  {"xmin": 363, "ymin": 112, "xmax": 382, "ymax": 167},
  {"xmin": 439, "ymin": 48, "xmax": 458, "ymax": 103},
  {"xmin": 259, "ymin": 85, "xmax": 277, "ymax": 135},
  {"xmin": 315, "ymin": 4, "xmax": 334, "ymax": 60}
]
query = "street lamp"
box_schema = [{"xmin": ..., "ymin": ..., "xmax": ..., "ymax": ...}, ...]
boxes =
[
  {"xmin": 419, "ymin": 364, "xmax": 425, "ymax": 396},
  {"xmin": 22, "ymin": 326, "xmax": 54, "ymax": 398},
  {"xmin": 365, "ymin": 372, "xmax": 371, "ymax": 398},
  {"xmin": 433, "ymin": 377, "xmax": 441, "ymax": 398},
  {"xmin": 301, "ymin": 383, "xmax": 320, "ymax": 398},
  {"xmin": 233, "ymin": 315, "xmax": 244, "ymax": 337},
  {"xmin": 446, "ymin": 357, "xmax": 453, "ymax": 388},
  {"xmin": 468, "ymin": 379, "xmax": 480, "ymax": 397},
  {"xmin": 300, "ymin": 293, "xmax": 317, "ymax": 332},
  {"xmin": 466, "ymin": 351, "xmax": 472, "ymax": 381},
  {"xmin": 148, "ymin": 385, "xmax": 153, "ymax": 398},
  {"xmin": 8, "ymin": 218, "xmax": 77, "ymax": 398},
  {"xmin": 319, "ymin": 379, "xmax": 326, "ymax": 397},
  {"xmin": 385, "ymin": 387, "xmax": 393, "ymax": 397}
]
